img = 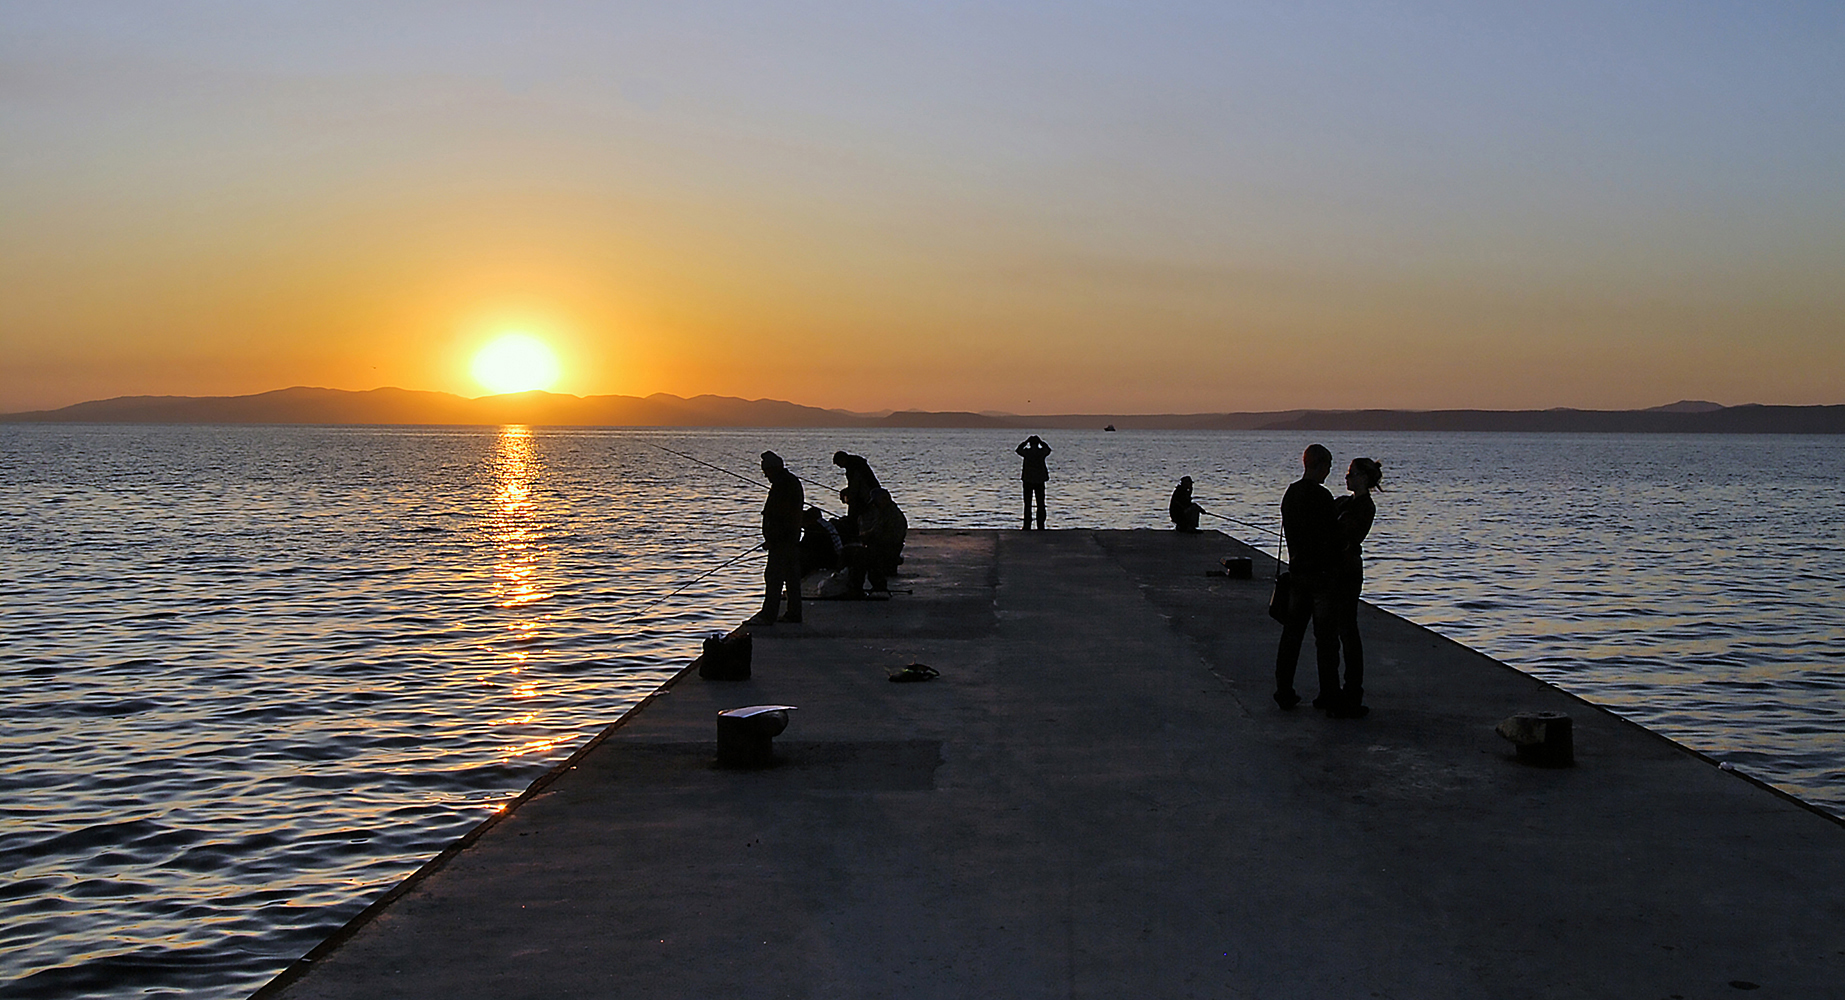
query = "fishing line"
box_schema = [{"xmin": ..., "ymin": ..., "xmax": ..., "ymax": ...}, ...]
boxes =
[
  {"xmin": 614, "ymin": 541, "xmax": 764, "ymax": 626},
  {"xmin": 642, "ymin": 441, "xmax": 840, "ymax": 516},
  {"xmin": 1199, "ymin": 508, "xmax": 1281, "ymax": 539}
]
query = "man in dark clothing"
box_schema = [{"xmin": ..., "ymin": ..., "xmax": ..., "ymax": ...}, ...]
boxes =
[
  {"xmin": 1273, "ymin": 444, "xmax": 1343, "ymax": 710},
  {"xmin": 1015, "ymin": 435, "xmax": 1051, "ymax": 529},
  {"xmin": 832, "ymin": 451, "xmax": 881, "ymax": 534},
  {"xmin": 1169, "ymin": 476, "xmax": 1203, "ymax": 532},
  {"xmin": 748, "ymin": 451, "xmax": 804, "ymax": 625}
]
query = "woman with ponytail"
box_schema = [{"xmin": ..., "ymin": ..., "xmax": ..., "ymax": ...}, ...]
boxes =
[{"xmin": 1329, "ymin": 457, "xmax": 1383, "ymax": 718}]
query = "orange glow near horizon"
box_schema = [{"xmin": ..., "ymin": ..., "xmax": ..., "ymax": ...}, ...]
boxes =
[
  {"xmin": 4, "ymin": 7, "xmax": 1843, "ymax": 414},
  {"xmin": 471, "ymin": 333, "xmax": 563, "ymax": 395}
]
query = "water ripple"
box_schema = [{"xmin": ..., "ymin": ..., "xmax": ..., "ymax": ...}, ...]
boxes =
[{"xmin": 3, "ymin": 425, "xmax": 1842, "ymax": 998}]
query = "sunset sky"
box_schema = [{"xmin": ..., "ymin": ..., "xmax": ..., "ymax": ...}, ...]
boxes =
[{"xmin": 3, "ymin": 2, "xmax": 1842, "ymax": 414}]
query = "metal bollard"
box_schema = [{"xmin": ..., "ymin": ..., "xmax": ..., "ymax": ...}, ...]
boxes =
[{"xmin": 716, "ymin": 705, "xmax": 795, "ymax": 767}]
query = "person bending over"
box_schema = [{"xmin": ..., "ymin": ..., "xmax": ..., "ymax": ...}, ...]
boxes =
[{"xmin": 832, "ymin": 450, "xmax": 881, "ymax": 525}]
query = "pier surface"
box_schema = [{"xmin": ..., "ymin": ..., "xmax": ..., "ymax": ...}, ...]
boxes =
[{"xmin": 265, "ymin": 529, "xmax": 1845, "ymax": 999}]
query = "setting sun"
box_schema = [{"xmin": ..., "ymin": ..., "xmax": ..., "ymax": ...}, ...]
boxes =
[{"xmin": 471, "ymin": 334, "xmax": 562, "ymax": 395}]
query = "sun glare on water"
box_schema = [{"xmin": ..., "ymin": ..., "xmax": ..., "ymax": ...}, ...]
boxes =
[{"xmin": 472, "ymin": 334, "xmax": 562, "ymax": 394}]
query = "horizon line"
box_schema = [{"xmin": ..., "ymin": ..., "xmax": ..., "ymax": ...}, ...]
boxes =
[{"xmin": 4, "ymin": 384, "xmax": 1797, "ymax": 420}]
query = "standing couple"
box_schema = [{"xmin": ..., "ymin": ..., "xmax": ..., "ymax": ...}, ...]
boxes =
[{"xmin": 1274, "ymin": 444, "xmax": 1384, "ymax": 718}]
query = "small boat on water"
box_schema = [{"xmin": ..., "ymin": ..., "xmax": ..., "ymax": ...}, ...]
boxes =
[{"xmin": 1104, "ymin": 424, "xmax": 1116, "ymax": 432}]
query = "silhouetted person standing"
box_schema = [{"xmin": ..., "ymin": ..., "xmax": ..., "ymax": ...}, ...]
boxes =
[
  {"xmin": 1329, "ymin": 457, "xmax": 1382, "ymax": 718},
  {"xmin": 747, "ymin": 451, "xmax": 803, "ymax": 625},
  {"xmin": 1274, "ymin": 444, "xmax": 1342, "ymax": 711},
  {"xmin": 1015, "ymin": 435, "xmax": 1051, "ymax": 530},
  {"xmin": 1169, "ymin": 476, "xmax": 1203, "ymax": 532}
]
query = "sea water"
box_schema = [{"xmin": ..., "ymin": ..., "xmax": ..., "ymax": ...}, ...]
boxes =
[{"xmin": 3, "ymin": 424, "xmax": 1842, "ymax": 998}]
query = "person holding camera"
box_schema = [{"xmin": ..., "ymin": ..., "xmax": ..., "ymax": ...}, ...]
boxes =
[{"xmin": 1014, "ymin": 435, "xmax": 1052, "ymax": 530}]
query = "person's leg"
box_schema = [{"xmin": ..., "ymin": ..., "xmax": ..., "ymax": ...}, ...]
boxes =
[
  {"xmin": 1274, "ymin": 579, "xmax": 1312, "ymax": 705},
  {"xmin": 1336, "ymin": 574, "xmax": 1364, "ymax": 708},
  {"xmin": 1022, "ymin": 483, "xmax": 1033, "ymax": 529},
  {"xmin": 1033, "ymin": 484, "xmax": 1046, "ymax": 529},
  {"xmin": 1310, "ymin": 582, "xmax": 1346, "ymax": 711},
  {"xmin": 843, "ymin": 544, "xmax": 869, "ymax": 595},
  {"xmin": 779, "ymin": 574, "xmax": 801, "ymax": 621},
  {"xmin": 776, "ymin": 544, "xmax": 802, "ymax": 622},
  {"xmin": 748, "ymin": 547, "xmax": 780, "ymax": 623}
]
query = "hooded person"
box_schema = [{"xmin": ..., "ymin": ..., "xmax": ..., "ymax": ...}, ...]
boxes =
[{"xmin": 1169, "ymin": 476, "xmax": 1203, "ymax": 532}]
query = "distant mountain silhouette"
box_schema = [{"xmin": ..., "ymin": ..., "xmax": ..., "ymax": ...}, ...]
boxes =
[
  {"xmin": 0, "ymin": 387, "xmax": 873, "ymax": 428},
  {"xmin": 4, "ymin": 387, "xmax": 1841, "ymax": 433},
  {"xmin": 1258, "ymin": 405, "xmax": 1845, "ymax": 434}
]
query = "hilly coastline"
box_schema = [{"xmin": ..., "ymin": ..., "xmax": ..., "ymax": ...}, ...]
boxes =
[{"xmin": 4, "ymin": 386, "xmax": 1843, "ymax": 433}]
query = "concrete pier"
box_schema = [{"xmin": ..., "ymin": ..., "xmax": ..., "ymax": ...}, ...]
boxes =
[{"xmin": 260, "ymin": 530, "xmax": 1845, "ymax": 999}]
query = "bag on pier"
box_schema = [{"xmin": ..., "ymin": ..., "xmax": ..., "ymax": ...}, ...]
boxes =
[
  {"xmin": 696, "ymin": 630, "xmax": 752, "ymax": 681},
  {"xmin": 1267, "ymin": 570, "xmax": 1292, "ymax": 623},
  {"xmin": 1266, "ymin": 514, "xmax": 1291, "ymax": 623}
]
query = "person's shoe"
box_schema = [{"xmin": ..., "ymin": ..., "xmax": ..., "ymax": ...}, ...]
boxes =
[
  {"xmin": 777, "ymin": 613, "xmax": 802, "ymax": 624},
  {"xmin": 1273, "ymin": 690, "xmax": 1301, "ymax": 710},
  {"xmin": 1311, "ymin": 694, "xmax": 1334, "ymax": 710},
  {"xmin": 744, "ymin": 613, "xmax": 776, "ymax": 626}
]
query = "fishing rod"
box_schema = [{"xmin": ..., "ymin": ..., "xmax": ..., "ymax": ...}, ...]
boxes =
[
  {"xmin": 643, "ymin": 441, "xmax": 840, "ymax": 516},
  {"xmin": 1199, "ymin": 508, "xmax": 1281, "ymax": 539},
  {"xmin": 644, "ymin": 441, "xmax": 765, "ymax": 491},
  {"xmin": 614, "ymin": 539, "xmax": 765, "ymax": 626}
]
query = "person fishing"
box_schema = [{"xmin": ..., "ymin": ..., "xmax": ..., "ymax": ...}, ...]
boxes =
[
  {"xmin": 747, "ymin": 451, "xmax": 804, "ymax": 625},
  {"xmin": 799, "ymin": 506, "xmax": 845, "ymax": 576},
  {"xmin": 1015, "ymin": 435, "xmax": 1052, "ymax": 530},
  {"xmin": 855, "ymin": 488, "xmax": 908, "ymax": 592},
  {"xmin": 832, "ymin": 450, "xmax": 881, "ymax": 533},
  {"xmin": 1169, "ymin": 476, "xmax": 1204, "ymax": 532}
]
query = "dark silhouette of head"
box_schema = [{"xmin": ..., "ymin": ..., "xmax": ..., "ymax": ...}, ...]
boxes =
[
  {"xmin": 832, "ymin": 451, "xmax": 850, "ymax": 467},
  {"xmin": 760, "ymin": 451, "xmax": 784, "ymax": 478},
  {"xmin": 803, "ymin": 506, "xmax": 825, "ymax": 525},
  {"xmin": 1347, "ymin": 457, "xmax": 1384, "ymax": 491},
  {"xmin": 1302, "ymin": 444, "xmax": 1332, "ymax": 484}
]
